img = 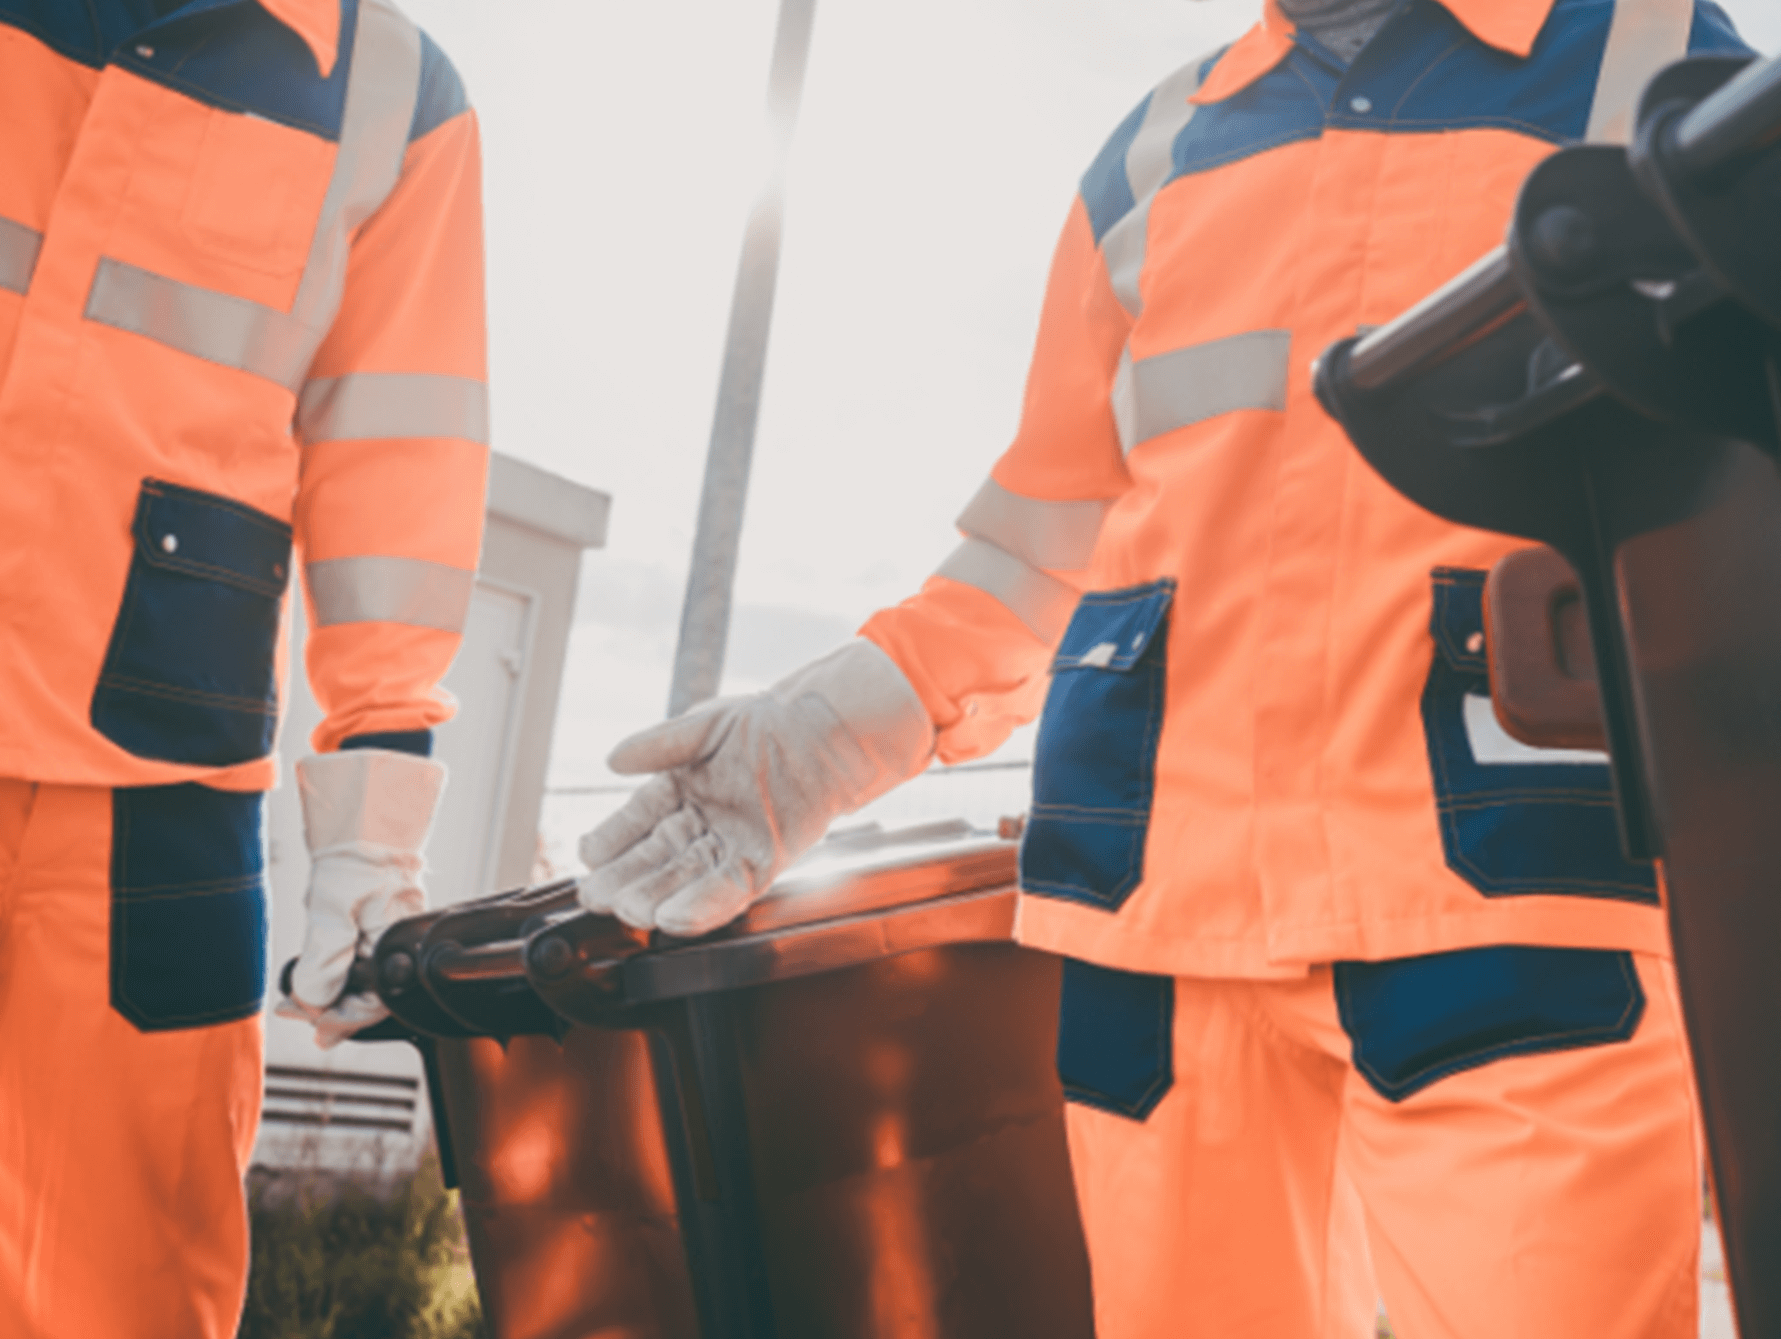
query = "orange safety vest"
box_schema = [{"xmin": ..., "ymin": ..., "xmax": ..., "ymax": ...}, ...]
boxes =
[
  {"xmin": 0, "ymin": 0, "xmax": 488, "ymax": 790},
  {"xmin": 862, "ymin": 0, "xmax": 1752, "ymax": 977}
]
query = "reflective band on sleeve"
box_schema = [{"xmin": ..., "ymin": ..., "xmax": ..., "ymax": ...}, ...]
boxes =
[
  {"xmin": 1100, "ymin": 58, "xmax": 1209, "ymax": 316},
  {"xmin": 1115, "ymin": 330, "xmax": 1292, "ymax": 453},
  {"xmin": 955, "ymin": 478, "xmax": 1109, "ymax": 573},
  {"xmin": 298, "ymin": 373, "xmax": 490, "ymax": 444},
  {"xmin": 1585, "ymin": 0, "xmax": 1694, "ymax": 144},
  {"xmin": 0, "ymin": 216, "xmax": 42, "ymax": 295},
  {"xmin": 307, "ymin": 555, "xmax": 475, "ymax": 632},
  {"xmin": 936, "ymin": 538, "xmax": 1080, "ymax": 644},
  {"xmin": 82, "ymin": 0, "xmax": 422, "ymax": 388}
]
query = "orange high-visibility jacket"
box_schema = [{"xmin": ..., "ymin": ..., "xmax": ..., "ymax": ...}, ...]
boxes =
[
  {"xmin": 0, "ymin": 0, "xmax": 487, "ymax": 790},
  {"xmin": 863, "ymin": 0, "xmax": 1752, "ymax": 978}
]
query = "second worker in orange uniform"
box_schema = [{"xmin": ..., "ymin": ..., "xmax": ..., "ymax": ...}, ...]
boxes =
[{"xmin": 577, "ymin": 0, "xmax": 1751, "ymax": 1334}]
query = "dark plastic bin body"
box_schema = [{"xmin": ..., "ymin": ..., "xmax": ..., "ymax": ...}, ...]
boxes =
[{"xmin": 384, "ymin": 828, "xmax": 1095, "ymax": 1339}]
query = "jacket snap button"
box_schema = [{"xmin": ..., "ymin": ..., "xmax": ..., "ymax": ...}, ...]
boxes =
[
  {"xmin": 1466, "ymin": 631, "xmax": 1484, "ymax": 654},
  {"xmin": 161, "ymin": 534, "xmax": 178, "ymax": 554},
  {"xmin": 135, "ymin": 44, "xmax": 154, "ymax": 58},
  {"xmin": 1349, "ymin": 96, "xmax": 1373, "ymax": 114}
]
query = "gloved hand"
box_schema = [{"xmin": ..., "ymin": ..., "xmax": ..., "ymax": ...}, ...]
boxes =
[
  {"xmin": 276, "ymin": 747, "xmax": 446, "ymax": 1048},
  {"xmin": 578, "ymin": 639, "xmax": 934, "ymax": 937}
]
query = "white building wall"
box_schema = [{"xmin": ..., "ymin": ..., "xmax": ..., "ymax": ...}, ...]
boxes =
[{"xmin": 254, "ymin": 454, "xmax": 608, "ymax": 1175}]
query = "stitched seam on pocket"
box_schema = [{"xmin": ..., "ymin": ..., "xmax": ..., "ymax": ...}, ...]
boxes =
[
  {"xmin": 1341, "ymin": 954, "xmax": 1645, "ymax": 1102},
  {"xmin": 134, "ymin": 550, "xmax": 285, "ymax": 597},
  {"xmin": 1061, "ymin": 973, "xmax": 1174, "ymax": 1121},
  {"xmin": 1025, "ymin": 580, "xmax": 1171, "ymax": 910},
  {"xmin": 137, "ymin": 484, "xmax": 291, "ymax": 593},
  {"xmin": 96, "ymin": 675, "xmax": 279, "ymax": 714},
  {"xmin": 1028, "ymin": 804, "xmax": 1149, "ymax": 823},
  {"xmin": 114, "ymin": 876, "xmax": 264, "ymax": 901},
  {"xmin": 109, "ymin": 788, "xmax": 267, "ymax": 1031},
  {"xmin": 1024, "ymin": 878, "xmax": 1120, "ymax": 904},
  {"xmin": 1421, "ymin": 627, "xmax": 1654, "ymax": 903},
  {"xmin": 144, "ymin": 480, "xmax": 294, "ymax": 535}
]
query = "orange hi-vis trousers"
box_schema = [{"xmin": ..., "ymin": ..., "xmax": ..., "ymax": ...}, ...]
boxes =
[
  {"xmin": 1058, "ymin": 951, "xmax": 1702, "ymax": 1339},
  {"xmin": 0, "ymin": 780, "xmax": 263, "ymax": 1339}
]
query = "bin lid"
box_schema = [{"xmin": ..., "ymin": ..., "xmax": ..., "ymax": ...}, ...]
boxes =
[
  {"xmin": 610, "ymin": 819, "xmax": 1021, "ymax": 1003},
  {"xmin": 411, "ymin": 821, "xmax": 1026, "ymax": 1024},
  {"xmin": 738, "ymin": 819, "xmax": 1014, "ymax": 930}
]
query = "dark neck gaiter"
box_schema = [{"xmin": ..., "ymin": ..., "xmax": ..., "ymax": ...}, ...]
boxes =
[{"xmin": 1277, "ymin": 0, "xmax": 1400, "ymax": 62}]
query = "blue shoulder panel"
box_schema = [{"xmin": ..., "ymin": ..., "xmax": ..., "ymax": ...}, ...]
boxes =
[
  {"xmin": 0, "ymin": 0, "xmax": 153, "ymax": 65},
  {"xmin": 116, "ymin": 0, "xmax": 353, "ymax": 139},
  {"xmin": 1154, "ymin": 0, "xmax": 1757, "ymax": 189},
  {"xmin": 1172, "ymin": 50, "xmax": 1329, "ymax": 181},
  {"xmin": 410, "ymin": 27, "xmax": 469, "ymax": 142},
  {"xmin": 1334, "ymin": 0, "xmax": 1591, "ymax": 143},
  {"xmin": 1335, "ymin": 0, "xmax": 1757, "ymax": 144},
  {"xmin": 1, "ymin": 0, "xmax": 352, "ymax": 137},
  {"xmin": 1688, "ymin": 1, "xmax": 1755, "ymax": 56},
  {"xmin": 1079, "ymin": 93, "xmax": 1150, "ymax": 246}
]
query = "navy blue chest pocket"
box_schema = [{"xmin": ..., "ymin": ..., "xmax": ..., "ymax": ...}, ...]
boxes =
[
  {"xmin": 1422, "ymin": 568, "xmax": 1655, "ymax": 904},
  {"xmin": 92, "ymin": 480, "xmax": 292, "ymax": 768},
  {"xmin": 1020, "ymin": 579, "xmax": 1174, "ymax": 911}
]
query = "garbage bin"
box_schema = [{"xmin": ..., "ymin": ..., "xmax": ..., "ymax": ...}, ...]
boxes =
[{"xmin": 373, "ymin": 821, "xmax": 1095, "ymax": 1339}]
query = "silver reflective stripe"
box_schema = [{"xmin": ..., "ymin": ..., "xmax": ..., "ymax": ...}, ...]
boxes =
[
  {"xmin": 86, "ymin": 259, "xmax": 318, "ymax": 384},
  {"xmin": 298, "ymin": 373, "xmax": 490, "ymax": 444},
  {"xmin": 935, "ymin": 538, "xmax": 1079, "ymax": 643},
  {"xmin": 83, "ymin": 0, "xmax": 422, "ymax": 387},
  {"xmin": 307, "ymin": 555, "xmax": 475, "ymax": 632},
  {"xmin": 955, "ymin": 478, "xmax": 1109, "ymax": 573},
  {"xmin": 1101, "ymin": 56, "xmax": 1211, "ymax": 316},
  {"xmin": 1585, "ymin": 0, "xmax": 1694, "ymax": 144},
  {"xmin": 289, "ymin": 0, "xmax": 423, "ymax": 335},
  {"xmin": 0, "ymin": 216, "xmax": 42, "ymax": 295},
  {"xmin": 1115, "ymin": 329, "xmax": 1292, "ymax": 453},
  {"xmin": 1111, "ymin": 349, "xmax": 1138, "ymax": 454}
]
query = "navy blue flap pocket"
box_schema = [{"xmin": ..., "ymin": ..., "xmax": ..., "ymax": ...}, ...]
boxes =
[
  {"xmin": 1422, "ymin": 569, "xmax": 1656, "ymax": 904},
  {"xmin": 1336, "ymin": 946, "xmax": 1644, "ymax": 1102},
  {"xmin": 1056, "ymin": 958, "xmax": 1174, "ymax": 1121},
  {"xmin": 1021, "ymin": 580, "xmax": 1174, "ymax": 911},
  {"xmin": 1051, "ymin": 583, "xmax": 1174, "ymax": 673},
  {"xmin": 111, "ymin": 784, "xmax": 269, "ymax": 1032},
  {"xmin": 92, "ymin": 480, "xmax": 291, "ymax": 767}
]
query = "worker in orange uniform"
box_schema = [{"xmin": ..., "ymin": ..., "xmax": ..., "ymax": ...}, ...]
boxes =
[
  {"xmin": 580, "ymin": 0, "xmax": 1754, "ymax": 1335},
  {"xmin": 0, "ymin": 1, "xmax": 488, "ymax": 1335}
]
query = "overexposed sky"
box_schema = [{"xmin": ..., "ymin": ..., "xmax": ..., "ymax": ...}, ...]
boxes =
[{"xmin": 399, "ymin": 0, "xmax": 1779, "ymax": 796}]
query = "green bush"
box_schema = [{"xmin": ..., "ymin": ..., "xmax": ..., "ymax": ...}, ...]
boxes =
[{"xmin": 239, "ymin": 1156, "xmax": 485, "ymax": 1339}]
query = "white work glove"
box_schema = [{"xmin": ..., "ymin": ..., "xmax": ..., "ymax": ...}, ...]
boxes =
[
  {"xmin": 578, "ymin": 639, "xmax": 935, "ymax": 937},
  {"xmin": 276, "ymin": 748, "xmax": 447, "ymax": 1048}
]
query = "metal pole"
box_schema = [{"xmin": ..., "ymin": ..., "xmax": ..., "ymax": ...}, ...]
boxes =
[{"xmin": 667, "ymin": 0, "xmax": 819, "ymax": 718}]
